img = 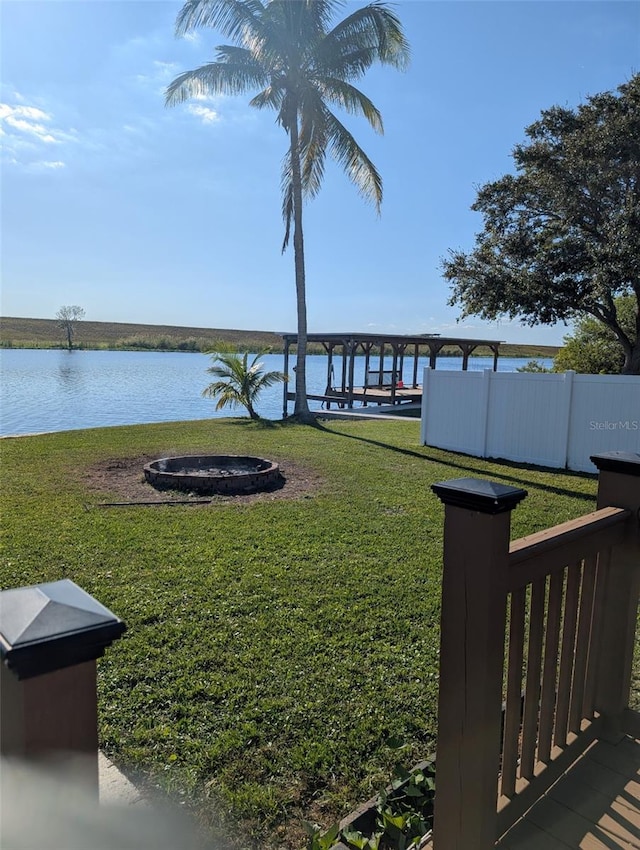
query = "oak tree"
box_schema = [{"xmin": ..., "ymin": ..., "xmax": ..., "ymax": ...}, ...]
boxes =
[{"xmin": 443, "ymin": 75, "xmax": 640, "ymax": 374}]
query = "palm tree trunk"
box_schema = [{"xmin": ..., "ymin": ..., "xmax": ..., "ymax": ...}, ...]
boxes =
[{"xmin": 289, "ymin": 107, "xmax": 313, "ymax": 420}]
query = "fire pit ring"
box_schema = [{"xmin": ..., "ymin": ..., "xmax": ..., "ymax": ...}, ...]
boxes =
[{"xmin": 143, "ymin": 455, "xmax": 282, "ymax": 495}]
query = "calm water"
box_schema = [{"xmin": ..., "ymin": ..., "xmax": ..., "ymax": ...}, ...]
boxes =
[{"xmin": 0, "ymin": 349, "xmax": 552, "ymax": 437}]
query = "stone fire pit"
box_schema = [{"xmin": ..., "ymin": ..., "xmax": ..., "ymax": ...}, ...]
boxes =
[{"xmin": 143, "ymin": 455, "xmax": 282, "ymax": 495}]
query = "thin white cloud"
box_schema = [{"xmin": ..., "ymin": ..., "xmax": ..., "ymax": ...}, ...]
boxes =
[
  {"xmin": 154, "ymin": 60, "xmax": 178, "ymax": 75},
  {"xmin": 186, "ymin": 104, "xmax": 219, "ymax": 124},
  {"xmin": 0, "ymin": 104, "xmax": 59, "ymax": 143},
  {"xmin": 0, "ymin": 99, "xmax": 76, "ymax": 169},
  {"xmin": 1, "ymin": 103, "xmax": 77, "ymax": 143},
  {"xmin": 0, "ymin": 104, "xmax": 48, "ymax": 122},
  {"xmin": 33, "ymin": 160, "xmax": 66, "ymax": 170},
  {"xmin": 134, "ymin": 59, "xmax": 180, "ymax": 94}
]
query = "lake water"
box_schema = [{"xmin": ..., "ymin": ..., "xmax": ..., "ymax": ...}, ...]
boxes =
[{"xmin": 0, "ymin": 348, "xmax": 552, "ymax": 437}]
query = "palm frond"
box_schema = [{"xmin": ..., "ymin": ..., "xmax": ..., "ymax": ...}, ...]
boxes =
[
  {"xmin": 313, "ymin": 77, "xmax": 383, "ymax": 132},
  {"xmin": 165, "ymin": 59, "xmax": 268, "ymax": 105},
  {"xmin": 316, "ymin": 3, "xmax": 410, "ymax": 76},
  {"xmin": 267, "ymin": 0, "xmax": 339, "ymax": 54},
  {"xmin": 202, "ymin": 382, "xmax": 244, "ymax": 411},
  {"xmin": 246, "ymin": 1, "xmax": 318, "ymax": 75},
  {"xmin": 323, "ymin": 104, "xmax": 383, "ymax": 210},
  {"xmin": 213, "ymin": 44, "xmax": 262, "ymax": 65},
  {"xmin": 302, "ymin": 0, "xmax": 346, "ymax": 34},
  {"xmin": 249, "ymin": 84, "xmax": 285, "ymax": 110},
  {"xmin": 281, "ymin": 156, "xmax": 294, "ymax": 251},
  {"xmin": 311, "ymin": 46, "xmax": 379, "ymax": 81},
  {"xmin": 298, "ymin": 88, "xmax": 329, "ymax": 199},
  {"xmin": 175, "ymin": 0, "xmax": 265, "ymax": 41},
  {"xmin": 251, "ymin": 370, "xmax": 289, "ymax": 390},
  {"xmin": 280, "ymin": 119, "xmax": 326, "ymax": 253},
  {"xmin": 202, "ymin": 351, "xmax": 286, "ymax": 416}
]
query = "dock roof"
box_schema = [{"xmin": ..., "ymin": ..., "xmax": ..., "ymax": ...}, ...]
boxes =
[{"xmin": 281, "ymin": 332, "xmax": 503, "ymax": 348}]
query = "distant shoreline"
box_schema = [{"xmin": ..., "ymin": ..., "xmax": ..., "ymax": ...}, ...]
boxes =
[{"xmin": 0, "ymin": 316, "xmax": 560, "ymax": 359}]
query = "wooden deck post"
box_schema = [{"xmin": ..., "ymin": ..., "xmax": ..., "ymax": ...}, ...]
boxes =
[
  {"xmin": 0, "ymin": 579, "xmax": 126, "ymax": 795},
  {"xmin": 430, "ymin": 478, "xmax": 527, "ymax": 850},
  {"xmin": 590, "ymin": 451, "xmax": 640, "ymax": 741},
  {"xmin": 347, "ymin": 340, "xmax": 356, "ymax": 409}
]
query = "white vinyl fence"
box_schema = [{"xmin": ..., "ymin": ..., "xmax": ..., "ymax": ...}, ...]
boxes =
[{"xmin": 420, "ymin": 369, "xmax": 640, "ymax": 473}]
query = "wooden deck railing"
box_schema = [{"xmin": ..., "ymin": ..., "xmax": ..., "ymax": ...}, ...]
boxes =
[{"xmin": 430, "ymin": 451, "xmax": 640, "ymax": 850}]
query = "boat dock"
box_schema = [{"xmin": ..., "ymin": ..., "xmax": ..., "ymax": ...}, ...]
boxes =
[{"xmin": 281, "ymin": 332, "xmax": 503, "ymax": 417}]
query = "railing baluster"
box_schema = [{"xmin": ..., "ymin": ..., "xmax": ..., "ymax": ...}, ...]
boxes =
[
  {"xmin": 501, "ymin": 587, "xmax": 526, "ymax": 798},
  {"xmin": 538, "ymin": 569, "xmax": 563, "ymax": 763},
  {"xmin": 520, "ymin": 576, "xmax": 545, "ymax": 779},
  {"xmin": 569, "ymin": 553, "xmax": 598, "ymax": 733},
  {"xmin": 582, "ymin": 547, "xmax": 610, "ymax": 718},
  {"xmin": 554, "ymin": 560, "xmax": 582, "ymax": 746}
]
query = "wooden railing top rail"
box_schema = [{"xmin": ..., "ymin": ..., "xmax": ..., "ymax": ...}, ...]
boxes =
[{"xmin": 507, "ymin": 506, "xmax": 630, "ymax": 590}]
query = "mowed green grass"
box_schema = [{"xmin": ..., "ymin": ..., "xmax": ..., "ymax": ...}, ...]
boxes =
[{"xmin": 0, "ymin": 418, "xmax": 598, "ymax": 848}]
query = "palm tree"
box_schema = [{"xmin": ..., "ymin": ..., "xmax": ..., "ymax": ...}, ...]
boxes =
[
  {"xmin": 203, "ymin": 350, "xmax": 288, "ymax": 419},
  {"xmin": 166, "ymin": 0, "xmax": 409, "ymax": 421}
]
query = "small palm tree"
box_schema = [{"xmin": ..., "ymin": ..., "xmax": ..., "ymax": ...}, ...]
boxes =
[
  {"xmin": 166, "ymin": 0, "xmax": 409, "ymax": 421},
  {"xmin": 203, "ymin": 350, "xmax": 288, "ymax": 419}
]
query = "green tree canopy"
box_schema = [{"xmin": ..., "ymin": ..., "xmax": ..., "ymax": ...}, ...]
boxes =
[
  {"xmin": 443, "ymin": 74, "xmax": 640, "ymax": 374},
  {"xmin": 554, "ymin": 294, "xmax": 638, "ymax": 374},
  {"xmin": 166, "ymin": 0, "xmax": 409, "ymax": 419}
]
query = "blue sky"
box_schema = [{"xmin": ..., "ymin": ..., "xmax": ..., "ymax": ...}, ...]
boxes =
[{"xmin": 1, "ymin": 1, "xmax": 638, "ymax": 345}]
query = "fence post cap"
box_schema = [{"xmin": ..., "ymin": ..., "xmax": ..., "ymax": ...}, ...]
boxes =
[
  {"xmin": 0, "ymin": 579, "xmax": 126, "ymax": 680},
  {"xmin": 431, "ymin": 477, "xmax": 528, "ymax": 514},
  {"xmin": 590, "ymin": 451, "xmax": 640, "ymax": 476}
]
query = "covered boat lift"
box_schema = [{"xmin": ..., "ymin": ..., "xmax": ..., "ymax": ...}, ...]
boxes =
[{"xmin": 281, "ymin": 332, "xmax": 503, "ymax": 417}]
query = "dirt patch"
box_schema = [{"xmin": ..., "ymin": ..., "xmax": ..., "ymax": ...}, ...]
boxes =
[{"xmin": 81, "ymin": 455, "xmax": 324, "ymax": 506}]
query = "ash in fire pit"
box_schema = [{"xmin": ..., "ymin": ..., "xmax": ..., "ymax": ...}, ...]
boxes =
[{"xmin": 143, "ymin": 455, "xmax": 282, "ymax": 495}]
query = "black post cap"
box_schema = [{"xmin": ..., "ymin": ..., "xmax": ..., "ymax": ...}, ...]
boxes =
[
  {"xmin": 590, "ymin": 452, "xmax": 640, "ymax": 477},
  {"xmin": 431, "ymin": 477, "xmax": 528, "ymax": 515},
  {"xmin": 0, "ymin": 579, "xmax": 126, "ymax": 680}
]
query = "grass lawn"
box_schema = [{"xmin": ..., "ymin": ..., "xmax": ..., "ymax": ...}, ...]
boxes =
[{"xmin": 0, "ymin": 418, "xmax": 600, "ymax": 848}]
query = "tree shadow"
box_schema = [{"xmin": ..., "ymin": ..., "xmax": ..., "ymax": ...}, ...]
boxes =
[
  {"xmin": 215, "ymin": 417, "xmax": 283, "ymax": 429},
  {"xmin": 310, "ymin": 418, "xmax": 597, "ymax": 503}
]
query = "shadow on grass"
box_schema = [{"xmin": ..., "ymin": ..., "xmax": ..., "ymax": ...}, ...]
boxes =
[
  {"xmin": 214, "ymin": 417, "xmax": 283, "ymax": 429},
  {"xmin": 310, "ymin": 418, "xmax": 597, "ymax": 503}
]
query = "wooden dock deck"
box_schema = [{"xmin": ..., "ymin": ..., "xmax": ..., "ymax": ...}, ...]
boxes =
[{"xmin": 287, "ymin": 386, "xmax": 423, "ymax": 408}]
